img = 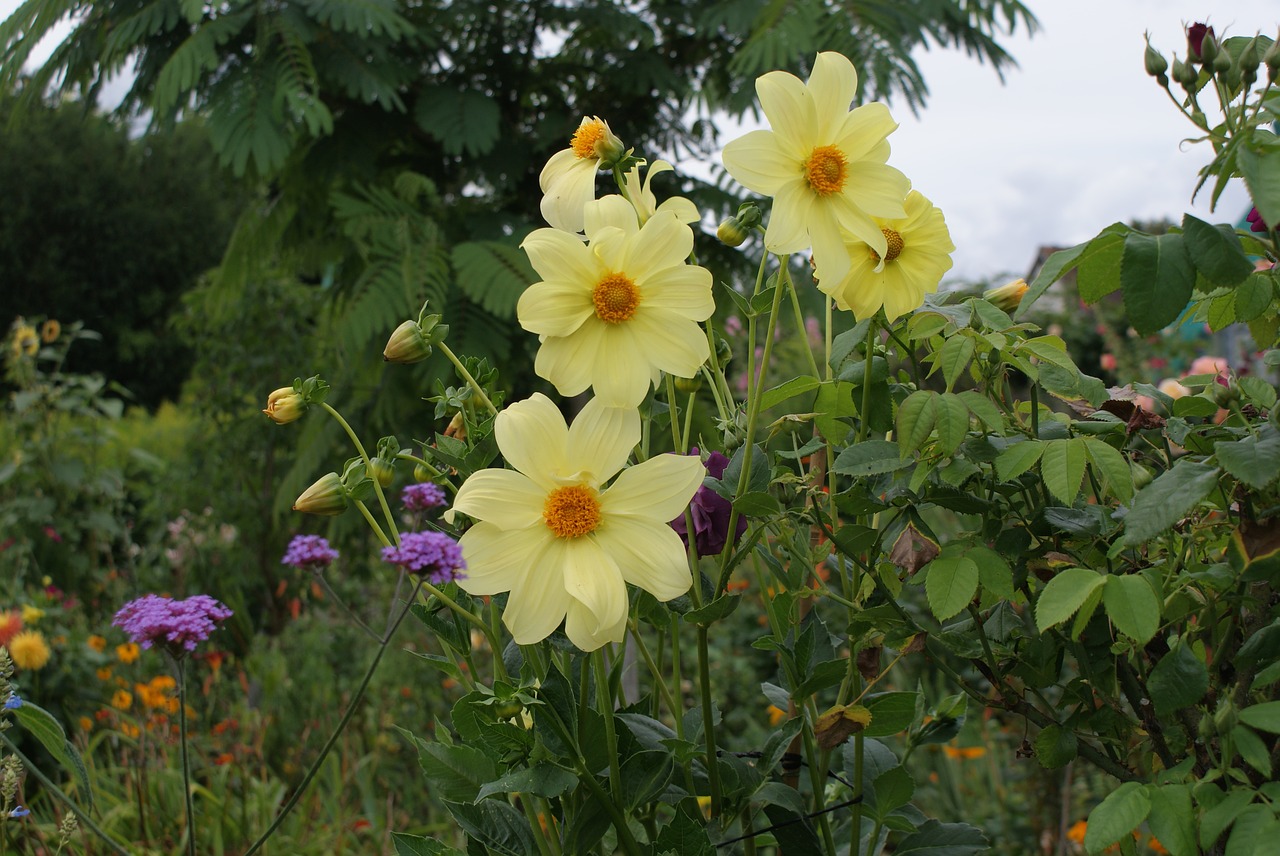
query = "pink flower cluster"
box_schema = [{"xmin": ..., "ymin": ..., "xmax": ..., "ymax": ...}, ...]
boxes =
[{"xmin": 112, "ymin": 594, "xmax": 233, "ymax": 653}]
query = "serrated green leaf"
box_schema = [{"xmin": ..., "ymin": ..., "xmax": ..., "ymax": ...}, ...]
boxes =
[
  {"xmin": 1182, "ymin": 214, "xmax": 1255, "ymax": 287},
  {"xmin": 872, "ymin": 766, "xmax": 915, "ymax": 816},
  {"xmin": 995, "ymin": 439, "xmax": 1044, "ymax": 482},
  {"xmin": 1033, "ymin": 723, "xmax": 1077, "ymax": 769},
  {"xmin": 760, "ymin": 376, "xmax": 821, "ymax": 411},
  {"xmin": 1121, "ymin": 232, "xmax": 1195, "ymax": 335},
  {"xmin": 934, "ymin": 393, "xmax": 971, "ymax": 457},
  {"xmin": 1036, "ymin": 567, "xmax": 1106, "ymax": 633},
  {"xmin": 957, "ymin": 390, "xmax": 1003, "ymax": 431},
  {"xmin": 925, "ymin": 556, "xmax": 979, "ymax": 621},
  {"xmin": 1236, "ymin": 272, "xmax": 1275, "ymax": 322},
  {"xmin": 1232, "ymin": 725, "xmax": 1272, "ymax": 776},
  {"xmin": 937, "ymin": 334, "xmax": 976, "ymax": 392},
  {"xmin": 1224, "ymin": 804, "xmax": 1280, "ymax": 856},
  {"xmin": 1018, "ymin": 336, "xmax": 1077, "ymax": 372},
  {"xmin": 475, "ymin": 764, "xmax": 577, "ymax": 802},
  {"xmin": 1019, "ymin": 239, "xmax": 1090, "ymax": 316},
  {"xmin": 1083, "ymin": 437, "xmax": 1134, "ymax": 503},
  {"xmin": 1148, "ymin": 641, "xmax": 1209, "ymax": 714},
  {"xmin": 1216, "ymin": 430, "xmax": 1280, "ymax": 489},
  {"xmin": 862, "ymin": 692, "xmax": 917, "ymax": 737},
  {"xmin": 896, "ymin": 390, "xmax": 938, "ymax": 456},
  {"xmin": 1146, "ymin": 784, "xmax": 1197, "ymax": 856},
  {"xmin": 1123, "ymin": 461, "xmax": 1221, "ymax": 545},
  {"xmin": 1102, "ymin": 575, "xmax": 1161, "ymax": 644},
  {"xmin": 832, "ymin": 440, "xmax": 909, "ymax": 477},
  {"xmin": 1239, "ymin": 701, "xmax": 1280, "ymax": 733},
  {"xmin": 968, "ymin": 545, "xmax": 1014, "ymax": 600},
  {"xmin": 1041, "ymin": 438, "xmax": 1086, "ymax": 504},
  {"xmin": 1200, "ymin": 789, "xmax": 1256, "ymax": 851},
  {"xmin": 1085, "ymin": 782, "xmax": 1151, "ymax": 853},
  {"xmin": 1238, "ymin": 130, "xmax": 1280, "ymax": 227},
  {"xmin": 1208, "ymin": 292, "xmax": 1236, "ymax": 331},
  {"xmin": 894, "ymin": 819, "xmax": 988, "ymax": 854},
  {"xmin": 1077, "ymin": 227, "xmax": 1129, "ymax": 304},
  {"xmin": 417, "ymin": 742, "xmax": 499, "ymax": 803}
]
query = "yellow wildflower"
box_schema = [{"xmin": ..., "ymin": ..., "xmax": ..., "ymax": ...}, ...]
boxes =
[
  {"xmin": 88, "ymin": 635, "xmax": 108, "ymax": 652},
  {"xmin": 20, "ymin": 604, "xmax": 44, "ymax": 624},
  {"xmin": 9, "ymin": 630, "xmax": 51, "ymax": 670},
  {"xmin": 116, "ymin": 643, "xmax": 140, "ymax": 664},
  {"xmin": 111, "ymin": 690, "xmax": 132, "ymax": 710}
]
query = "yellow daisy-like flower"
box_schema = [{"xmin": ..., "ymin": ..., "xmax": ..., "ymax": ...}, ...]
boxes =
[
  {"xmin": 41, "ymin": 319, "xmax": 60, "ymax": 343},
  {"xmin": 721, "ymin": 51, "xmax": 911, "ymax": 286},
  {"xmin": 11, "ymin": 322, "xmax": 39, "ymax": 357},
  {"xmin": 539, "ymin": 116, "xmax": 625, "ymax": 233},
  {"xmin": 111, "ymin": 689, "xmax": 133, "ymax": 710},
  {"xmin": 87, "ymin": 634, "xmax": 108, "ymax": 653},
  {"xmin": 20, "ymin": 604, "xmax": 44, "ymax": 624},
  {"xmin": 116, "ymin": 642, "xmax": 141, "ymax": 664},
  {"xmin": 9, "ymin": 630, "xmax": 51, "ymax": 670},
  {"xmin": 820, "ymin": 190, "xmax": 954, "ymax": 322},
  {"xmin": 619, "ymin": 160, "xmax": 700, "ymax": 226},
  {"xmin": 450, "ymin": 394, "xmax": 705, "ymax": 651},
  {"xmin": 518, "ymin": 196, "xmax": 715, "ymax": 407}
]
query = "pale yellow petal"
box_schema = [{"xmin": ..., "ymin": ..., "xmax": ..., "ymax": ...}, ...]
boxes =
[
  {"xmin": 566, "ymin": 397, "xmax": 640, "ymax": 484},
  {"xmin": 585, "ymin": 195, "xmax": 640, "ymax": 239},
  {"xmin": 538, "ymin": 148, "xmax": 577, "ymax": 192},
  {"xmin": 540, "ymin": 156, "xmax": 599, "ymax": 233},
  {"xmin": 595, "ymin": 516, "xmax": 692, "ymax": 602},
  {"xmin": 624, "ymin": 212, "xmax": 693, "ymax": 284},
  {"xmin": 808, "ymin": 52, "xmax": 859, "ymax": 141},
  {"xmin": 521, "ymin": 228, "xmax": 597, "ymax": 283},
  {"xmin": 840, "ymin": 161, "xmax": 910, "ymax": 220},
  {"xmin": 534, "ymin": 325, "xmax": 600, "ymax": 399},
  {"xmin": 503, "ymin": 538, "xmax": 572, "ymax": 644},
  {"xmin": 833, "ymin": 102, "xmax": 898, "ymax": 162},
  {"xmin": 880, "ymin": 263, "xmax": 924, "ymax": 322},
  {"xmin": 809, "ymin": 200, "xmax": 852, "ymax": 287},
  {"xmin": 629, "ymin": 310, "xmax": 710, "ymax": 377},
  {"xmin": 589, "ymin": 324, "xmax": 656, "ymax": 407},
  {"xmin": 763, "ymin": 180, "xmax": 816, "ymax": 254},
  {"xmin": 561, "ymin": 537, "xmax": 629, "ymax": 644},
  {"xmin": 721, "ymin": 130, "xmax": 796, "ymax": 196},
  {"xmin": 457, "ymin": 523, "xmax": 547, "ymax": 595},
  {"xmin": 823, "ymin": 251, "xmax": 878, "ymax": 312},
  {"xmin": 655, "ymin": 196, "xmax": 702, "ymax": 225},
  {"xmin": 564, "ymin": 598, "xmax": 627, "ymax": 651},
  {"xmin": 601, "ymin": 453, "xmax": 705, "ymax": 521},
  {"xmin": 517, "ymin": 281, "xmax": 594, "ymax": 337},
  {"xmin": 451, "ymin": 470, "xmax": 546, "ymax": 529},
  {"xmin": 588, "ymin": 226, "xmax": 629, "ymax": 273},
  {"xmin": 639, "ymin": 265, "xmax": 715, "ymax": 319},
  {"xmin": 495, "ymin": 393, "xmax": 569, "ymax": 487},
  {"xmin": 756, "ymin": 69, "xmax": 816, "ymax": 159}
]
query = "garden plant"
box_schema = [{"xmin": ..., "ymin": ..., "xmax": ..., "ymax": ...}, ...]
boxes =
[{"xmin": 3, "ymin": 14, "xmax": 1280, "ymax": 856}]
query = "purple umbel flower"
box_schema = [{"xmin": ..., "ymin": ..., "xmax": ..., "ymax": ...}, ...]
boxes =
[
  {"xmin": 670, "ymin": 450, "xmax": 748, "ymax": 556},
  {"xmin": 281, "ymin": 534, "xmax": 340, "ymax": 570},
  {"xmin": 112, "ymin": 594, "xmax": 233, "ymax": 654},
  {"xmin": 401, "ymin": 482, "xmax": 446, "ymax": 512},
  {"xmin": 381, "ymin": 531, "xmax": 466, "ymax": 584}
]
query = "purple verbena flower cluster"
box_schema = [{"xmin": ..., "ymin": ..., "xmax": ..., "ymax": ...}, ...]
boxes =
[
  {"xmin": 281, "ymin": 534, "xmax": 340, "ymax": 570},
  {"xmin": 112, "ymin": 594, "xmax": 233, "ymax": 653},
  {"xmin": 401, "ymin": 482, "xmax": 447, "ymax": 512},
  {"xmin": 381, "ymin": 531, "xmax": 466, "ymax": 584},
  {"xmin": 670, "ymin": 449, "xmax": 748, "ymax": 556}
]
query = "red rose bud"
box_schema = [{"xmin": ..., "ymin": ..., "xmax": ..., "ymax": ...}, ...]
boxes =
[
  {"xmin": 1247, "ymin": 208, "xmax": 1270, "ymax": 233},
  {"xmin": 1187, "ymin": 23, "xmax": 1215, "ymax": 63}
]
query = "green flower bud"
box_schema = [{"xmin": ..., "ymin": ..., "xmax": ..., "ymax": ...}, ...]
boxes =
[
  {"xmin": 413, "ymin": 462, "xmax": 433, "ymax": 482},
  {"xmin": 717, "ymin": 217, "xmax": 749, "ymax": 247},
  {"xmin": 1198, "ymin": 30, "xmax": 1219, "ymax": 66},
  {"xmin": 673, "ymin": 373, "xmax": 703, "ymax": 394},
  {"xmin": 384, "ymin": 305, "xmax": 449, "ymax": 365},
  {"xmin": 1213, "ymin": 45, "xmax": 1231, "ymax": 74},
  {"xmin": 1239, "ymin": 37, "xmax": 1260, "ymax": 86},
  {"xmin": 982, "ymin": 278, "xmax": 1029, "ymax": 312},
  {"xmin": 1172, "ymin": 58, "xmax": 1197, "ymax": 90},
  {"xmin": 293, "ymin": 472, "xmax": 349, "ymax": 516},
  {"xmin": 369, "ymin": 458, "xmax": 396, "ymax": 488},
  {"xmin": 1144, "ymin": 40, "xmax": 1168, "ymax": 79},
  {"xmin": 1210, "ymin": 377, "xmax": 1238, "ymax": 408},
  {"xmin": 715, "ymin": 337, "xmax": 733, "ymax": 365},
  {"xmin": 1213, "ymin": 699, "xmax": 1238, "ymax": 735},
  {"xmin": 1265, "ymin": 36, "xmax": 1280, "ymax": 78}
]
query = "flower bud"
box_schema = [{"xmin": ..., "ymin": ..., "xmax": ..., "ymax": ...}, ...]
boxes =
[
  {"xmin": 1144, "ymin": 40, "xmax": 1169, "ymax": 80},
  {"xmin": 982, "ymin": 278, "xmax": 1029, "ymax": 313},
  {"xmin": 673, "ymin": 373, "xmax": 703, "ymax": 394},
  {"xmin": 716, "ymin": 217, "xmax": 749, "ymax": 247},
  {"xmin": 1238, "ymin": 38, "xmax": 1260, "ymax": 86},
  {"xmin": 384, "ymin": 320, "xmax": 433, "ymax": 364},
  {"xmin": 369, "ymin": 458, "xmax": 395, "ymax": 488},
  {"xmin": 413, "ymin": 462, "xmax": 433, "ymax": 482},
  {"xmin": 1172, "ymin": 58, "xmax": 1197, "ymax": 90},
  {"xmin": 293, "ymin": 472, "xmax": 349, "ymax": 516},
  {"xmin": 1212, "ymin": 45, "xmax": 1231, "ymax": 75},
  {"xmin": 1210, "ymin": 376, "xmax": 1238, "ymax": 408},
  {"xmin": 1265, "ymin": 36, "xmax": 1280, "ymax": 78},
  {"xmin": 263, "ymin": 387, "xmax": 307, "ymax": 424},
  {"xmin": 1188, "ymin": 23, "xmax": 1216, "ymax": 64},
  {"xmin": 589, "ymin": 120, "xmax": 627, "ymax": 170},
  {"xmin": 715, "ymin": 337, "xmax": 733, "ymax": 365}
]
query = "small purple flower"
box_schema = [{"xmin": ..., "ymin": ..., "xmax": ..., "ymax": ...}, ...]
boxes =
[
  {"xmin": 381, "ymin": 531, "xmax": 466, "ymax": 584},
  {"xmin": 1247, "ymin": 207, "xmax": 1270, "ymax": 234},
  {"xmin": 4, "ymin": 692, "xmax": 22, "ymax": 710},
  {"xmin": 402, "ymin": 482, "xmax": 446, "ymax": 512},
  {"xmin": 112, "ymin": 594, "xmax": 233, "ymax": 654},
  {"xmin": 281, "ymin": 534, "xmax": 340, "ymax": 570},
  {"xmin": 670, "ymin": 450, "xmax": 748, "ymax": 556},
  {"xmin": 9, "ymin": 806, "xmax": 30, "ymax": 818}
]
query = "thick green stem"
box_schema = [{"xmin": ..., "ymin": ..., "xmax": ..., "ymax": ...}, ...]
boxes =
[{"xmin": 593, "ymin": 651, "xmax": 624, "ymax": 804}]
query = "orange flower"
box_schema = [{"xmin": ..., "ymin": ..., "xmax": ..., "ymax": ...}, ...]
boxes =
[
  {"xmin": 87, "ymin": 635, "xmax": 108, "ymax": 653},
  {"xmin": 942, "ymin": 745, "xmax": 986, "ymax": 760},
  {"xmin": 111, "ymin": 690, "xmax": 132, "ymax": 710},
  {"xmin": 96, "ymin": 667, "xmax": 113, "ymax": 681},
  {"xmin": 1067, "ymin": 820, "xmax": 1087, "ymax": 845},
  {"xmin": 116, "ymin": 643, "xmax": 140, "ymax": 664},
  {"xmin": 120, "ymin": 722, "xmax": 141, "ymax": 739},
  {"xmin": 0, "ymin": 611, "xmax": 24, "ymax": 646},
  {"xmin": 767, "ymin": 705, "xmax": 787, "ymax": 726},
  {"xmin": 79, "ymin": 716, "xmax": 93, "ymax": 732}
]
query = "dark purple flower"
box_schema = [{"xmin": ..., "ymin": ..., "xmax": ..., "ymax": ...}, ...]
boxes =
[
  {"xmin": 381, "ymin": 531, "xmax": 466, "ymax": 584},
  {"xmin": 281, "ymin": 534, "xmax": 340, "ymax": 570},
  {"xmin": 401, "ymin": 482, "xmax": 446, "ymax": 512},
  {"xmin": 1247, "ymin": 207, "xmax": 1270, "ymax": 233},
  {"xmin": 1187, "ymin": 22, "xmax": 1214, "ymax": 61},
  {"xmin": 670, "ymin": 450, "xmax": 748, "ymax": 556},
  {"xmin": 112, "ymin": 594, "xmax": 233, "ymax": 654}
]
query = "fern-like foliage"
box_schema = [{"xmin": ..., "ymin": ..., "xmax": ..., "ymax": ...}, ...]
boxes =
[{"xmin": 451, "ymin": 241, "xmax": 536, "ymax": 320}]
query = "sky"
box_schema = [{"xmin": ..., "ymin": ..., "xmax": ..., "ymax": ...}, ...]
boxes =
[{"xmin": 2, "ymin": 0, "xmax": 1274, "ymax": 283}]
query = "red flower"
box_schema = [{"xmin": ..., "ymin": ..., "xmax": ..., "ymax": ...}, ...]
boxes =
[{"xmin": 1187, "ymin": 22, "xmax": 1214, "ymax": 61}]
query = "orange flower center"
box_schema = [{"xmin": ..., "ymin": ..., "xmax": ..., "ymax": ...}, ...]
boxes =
[
  {"xmin": 869, "ymin": 228, "xmax": 905, "ymax": 263},
  {"xmin": 571, "ymin": 120, "xmax": 608, "ymax": 159},
  {"xmin": 804, "ymin": 145, "xmax": 848, "ymax": 196},
  {"xmin": 543, "ymin": 485, "xmax": 602, "ymax": 538},
  {"xmin": 592, "ymin": 273, "xmax": 640, "ymax": 323}
]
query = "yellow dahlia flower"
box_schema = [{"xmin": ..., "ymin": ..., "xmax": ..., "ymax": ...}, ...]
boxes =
[
  {"xmin": 821, "ymin": 190, "xmax": 954, "ymax": 322},
  {"xmin": 721, "ymin": 51, "xmax": 910, "ymax": 286},
  {"xmin": 518, "ymin": 196, "xmax": 715, "ymax": 407},
  {"xmin": 9, "ymin": 630, "xmax": 51, "ymax": 670},
  {"xmin": 619, "ymin": 160, "xmax": 700, "ymax": 225},
  {"xmin": 539, "ymin": 116, "xmax": 625, "ymax": 233},
  {"xmin": 450, "ymin": 394, "xmax": 704, "ymax": 651}
]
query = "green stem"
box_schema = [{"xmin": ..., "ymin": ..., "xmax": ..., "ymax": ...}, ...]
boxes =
[
  {"xmin": 0, "ymin": 734, "xmax": 131, "ymax": 855},
  {"xmin": 419, "ymin": 581, "xmax": 507, "ymax": 681},
  {"xmin": 781, "ymin": 264, "xmax": 822, "ymax": 380},
  {"xmin": 176, "ymin": 656, "xmax": 198, "ymax": 856},
  {"xmin": 242, "ymin": 581, "xmax": 423, "ymax": 855},
  {"xmin": 354, "ymin": 500, "xmax": 392, "ymax": 548},
  {"xmin": 319, "ymin": 401, "xmax": 399, "ymax": 545},
  {"xmin": 593, "ymin": 651, "xmax": 624, "ymax": 804},
  {"xmin": 696, "ymin": 625, "xmax": 723, "ymax": 817},
  {"xmin": 801, "ymin": 700, "xmax": 838, "ymax": 853},
  {"xmin": 438, "ymin": 342, "xmax": 499, "ymax": 416}
]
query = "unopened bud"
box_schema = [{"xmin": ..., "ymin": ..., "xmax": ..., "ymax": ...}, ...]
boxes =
[
  {"xmin": 384, "ymin": 305, "xmax": 448, "ymax": 365},
  {"xmin": 715, "ymin": 337, "xmax": 733, "ymax": 364},
  {"xmin": 716, "ymin": 202, "xmax": 762, "ymax": 247},
  {"xmin": 263, "ymin": 387, "xmax": 307, "ymax": 424},
  {"xmin": 1239, "ymin": 38, "xmax": 1260, "ymax": 86},
  {"xmin": 1212, "ymin": 45, "xmax": 1231, "ymax": 74},
  {"xmin": 293, "ymin": 472, "xmax": 349, "ymax": 516},
  {"xmin": 413, "ymin": 462, "xmax": 433, "ymax": 482},
  {"xmin": 1194, "ymin": 26, "xmax": 1218, "ymax": 65},
  {"xmin": 1265, "ymin": 36, "xmax": 1280, "ymax": 77},
  {"xmin": 1144, "ymin": 40, "xmax": 1168, "ymax": 79},
  {"xmin": 673, "ymin": 373, "xmax": 703, "ymax": 394},
  {"xmin": 1210, "ymin": 376, "xmax": 1238, "ymax": 408},
  {"xmin": 369, "ymin": 458, "xmax": 395, "ymax": 488},
  {"xmin": 1172, "ymin": 58, "xmax": 1197, "ymax": 90},
  {"xmin": 982, "ymin": 278, "xmax": 1029, "ymax": 313}
]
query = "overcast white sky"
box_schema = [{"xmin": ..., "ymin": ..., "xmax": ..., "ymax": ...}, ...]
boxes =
[{"xmin": 2, "ymin": 0, "xmax": 1275, "ymax": 283}]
